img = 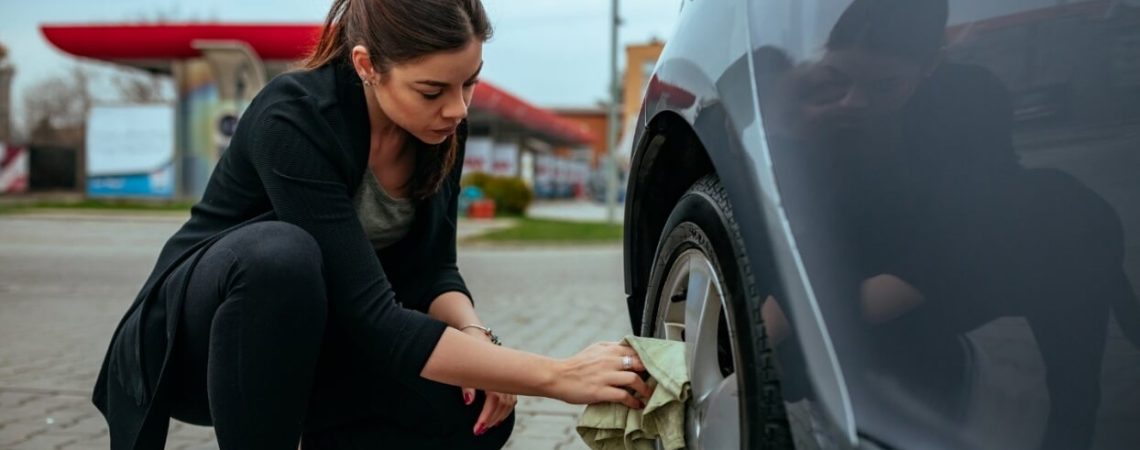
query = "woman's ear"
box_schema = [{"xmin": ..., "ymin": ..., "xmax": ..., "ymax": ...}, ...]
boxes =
[{"xmin": 351, "ymin": 45, "xmax": 374, "ymax": 81}]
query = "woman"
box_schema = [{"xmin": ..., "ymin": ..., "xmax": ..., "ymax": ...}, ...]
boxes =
[{"xmin": 91, "ymin": 1, "xmax": 652, "ymax": 449}]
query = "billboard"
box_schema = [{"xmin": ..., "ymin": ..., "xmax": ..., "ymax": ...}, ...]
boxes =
[
  {"xmin": 464, "ymin": 136, "xmax": 494, "ymax": 174},
  {"xmin": 86, "ymin": 104, "xmax": 176, "ymax": 198}
]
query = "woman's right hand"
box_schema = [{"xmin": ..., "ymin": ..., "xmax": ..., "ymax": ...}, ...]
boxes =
[{"xmin": 546, "ymin": 342, "xmax": 653, "ymax": 410}]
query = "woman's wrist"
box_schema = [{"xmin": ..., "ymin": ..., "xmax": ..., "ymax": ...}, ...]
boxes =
[
  {"xmin": 460, "ymin": 325, "xmax": 493, "ymax": 343},
  {"xmin": 536, "ymin": 356, "xmax": 565, "ymax": 399}
]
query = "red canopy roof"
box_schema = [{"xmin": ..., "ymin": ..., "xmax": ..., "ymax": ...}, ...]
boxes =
[
  {"xmin": 41, "ymin": 23, "xmax": 593, "ymax": 146},
  {"xmin": 470, "ymin": 82, "xmax": 594, "ymax": 146},
  {"xmin": 41, "ymin": 23, "xmax": 321, "ymax": 61}
]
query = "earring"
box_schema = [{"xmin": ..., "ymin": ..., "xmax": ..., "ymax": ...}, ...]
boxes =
[{"xmin": 362, "ymin": 78, "xmax": 372, "ymax": 87}]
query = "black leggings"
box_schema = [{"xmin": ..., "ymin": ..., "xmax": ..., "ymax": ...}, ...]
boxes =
[{"xmin": 163, "ymin": 221, "xmax": 513, "ymax": 449}]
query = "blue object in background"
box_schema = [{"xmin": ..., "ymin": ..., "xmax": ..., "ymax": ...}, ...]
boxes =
[
  {"xmin": 458, "ymin": 185, "xmax": 484, "ymax": 217},
  {"xmin": 87, "ymin": 163, "xmax": 175, "ymax": 198}
]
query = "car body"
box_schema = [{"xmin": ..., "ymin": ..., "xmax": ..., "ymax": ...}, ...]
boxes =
[{"xmin": 622, "ymin": 0, "xmax": 1140, "ymax": 448}]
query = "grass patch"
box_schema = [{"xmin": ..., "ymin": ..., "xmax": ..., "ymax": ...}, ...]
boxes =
[
  {"xmin": 0, "ymin": 198, "xmax": 195, "ymax": 215},
  {"xmin": 473, "ymin": 217, "xmax": 622, "ymax": 243}
]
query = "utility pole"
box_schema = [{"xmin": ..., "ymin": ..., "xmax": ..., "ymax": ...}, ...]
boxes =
[{"xmin": 605, "ymin": 0, "xmax": 621, "ymax": 224}]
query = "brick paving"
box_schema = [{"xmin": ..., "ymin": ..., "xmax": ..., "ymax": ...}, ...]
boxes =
[{"xmin": 0, "ymin": 214, "xmax": 627, "ymax": 449}]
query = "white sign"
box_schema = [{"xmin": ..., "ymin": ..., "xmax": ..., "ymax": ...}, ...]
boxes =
[
  {"xmin": 464, "ymin": 136, "xmax": 494, "ymax": 174},
  {"xmin": 491, "ymin": 141, "xmax": 518, "ymax": 177},
  {"xmin": 87, "ymin": 104, "xmax": 176, "ymax": 176},
  {"xmin": 535, "ymin": 154, "xmax": 555, "ymax": 185},
  {"xmin": 520, "ymin": 151, "xmax": 535, "ymax": 187}
]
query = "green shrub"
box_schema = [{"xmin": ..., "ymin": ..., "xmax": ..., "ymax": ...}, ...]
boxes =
[
  {"xmin": 461, "ymin": 172, "xmax": 494, "ymax": 191},
  {"xmin": 461, "ymin": 173, "xmax": 533, "ymax": 216}
]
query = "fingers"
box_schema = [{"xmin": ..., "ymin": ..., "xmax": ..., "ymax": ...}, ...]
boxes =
[
  {"xmin": 615, "ymin": 354, "xmax": 646, "ymax": 373},
  {"xmin": 603, "ymin": 387, "xmax": 645, "ymax": 410},
  {"xmin": 613, "ymin": 371, "xmax": 653, "ymax": 400},
  {"xmin": 596, "ymin": 340, "xmax": 639, "ymax": 351},
  {"xmin": 596, "ymin": 343, "xmax": 646, "ymax": 372},
  {"xmin": 477, "ymin": 393, "xmax": 518, "ymax": 433},
  {"xmin": 462, "ymin": 387, "xmax": 476, "ymax": 406},
  {"xmin": 474, "ymin": 394, "xmax": 497, "ymax": 436},
  {"xmin": 489, "ymin": 394, "xmax": 516, "ymax": 428}
]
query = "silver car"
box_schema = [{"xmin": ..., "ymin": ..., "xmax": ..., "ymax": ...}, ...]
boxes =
[{"xmin": 622, "ymin": 0, "xmax": 1140, "ymax": 448}]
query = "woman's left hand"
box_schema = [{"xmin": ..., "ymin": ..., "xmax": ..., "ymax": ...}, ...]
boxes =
[
  {"xmin": 463, "ymin": 386, "xmax": 516, "ymax": 436},
  {"xmin": 460, "ymin": 327, "xmax": 516, "ymax": 436}
]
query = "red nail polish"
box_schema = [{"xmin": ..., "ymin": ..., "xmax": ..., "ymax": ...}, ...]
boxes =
[
  {"xmin": 474, "ymin": 424, "xmax": 486, "ymax": 436},
  {"xmin": 464, "ymin": 392, "xmax": 473, "ymax": 405}
]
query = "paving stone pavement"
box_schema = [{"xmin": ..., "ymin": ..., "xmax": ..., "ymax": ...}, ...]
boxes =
[{"xmin": 0, "ymin": 215, "xmax": 629, "ymax": 449}]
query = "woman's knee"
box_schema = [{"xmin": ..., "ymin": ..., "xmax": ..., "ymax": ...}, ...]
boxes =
[
  {"xmin": 237, "ymin": 221, "xmax": 322, "ymax": 270},
  {"xmin": 441, "ymin": 410, "xmax": 513, "ymax": 450},
  {"xmin": 457, "ymin": 401, "xmax": 515, "ymax": 449},
  {"xmin": 300, "ymin": 412, "xmax": 514, "ymax": 450},
  {"xmin": 423, "ymin": 391, "xmax": 515, "ymax": 447},
  {"xmin": 225, "ymin": 221, "xmax": 320, "ymax": 277},
  {"xmin": 220, "ymin": 221, "xmax": 327, "ymax": 312},
  {"xmin": 478, "ymin": 412, "xmax": 514, "ymax": 449}
]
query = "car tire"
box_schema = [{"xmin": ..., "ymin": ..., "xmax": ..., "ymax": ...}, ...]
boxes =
[{"xmin": 641, "ymin": 174, "xmax": 793, "ymax": 449}]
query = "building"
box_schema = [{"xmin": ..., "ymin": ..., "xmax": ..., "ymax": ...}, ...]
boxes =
[
  {"xmin": 551, "ymin": 40, "xmax": 667, "ymax": 171},
  {"xmin": 41, "ymin": 23, "xmax": 592, "ymax": 199},
  {"xmin": 622, "ymin": 40, "xmax": 665, "ymax": 138},
  {"xmin": 543, "ymin": 40, "xmax": 665, "ymax": 201},
  {"xmin": 0, "ymin": 43, "xmax": 28, "ymax": 194},
  {"xmin": 608, "ymin": 39, "xmax": 666, "ymax": 180},
  {"xmin": 0, "ymin": 42, "xmax": 13, "ymax": 145},
  {"xmin": 552, "ymin": 107, "xmax": 608, "ymax": 168}
]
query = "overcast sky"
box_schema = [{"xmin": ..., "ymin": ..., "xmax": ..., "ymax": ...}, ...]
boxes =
[
  {"xmin": 2, "ymin": 0, "xmax": 1130, "ymax": 134},
  {"xmin": 0, "ymin": 0, "xmax": 682, "ymax": 133}
]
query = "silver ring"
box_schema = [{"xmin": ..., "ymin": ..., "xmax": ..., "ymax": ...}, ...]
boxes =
[{"xmin": 621, "ymin": 355, "xmax": 633, "ymax": 371}]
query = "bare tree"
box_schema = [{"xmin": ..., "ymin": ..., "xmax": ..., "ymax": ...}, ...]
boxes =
[
  {"xmin": 22, "ymin": 65, "xmax": 93, "ymax": 146},
  {"xmin": 111, "ymin": 69, "xmax": 170, "ymax": 103},
  {"xmin": 128, "ymin": 5, "xmax": 218, "ymax": 24},
  {"xmin": 1, "ymin": 42, "xmax": 13, "ymax": 144},
  {"xmin": 23, "ymin": 65, "xmax": 91, "ymax": 129}
]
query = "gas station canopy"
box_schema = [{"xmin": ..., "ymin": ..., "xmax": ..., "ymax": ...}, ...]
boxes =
[{"xmin": 42, "ymin": 23, "xmax": 593, "ymax": 146}]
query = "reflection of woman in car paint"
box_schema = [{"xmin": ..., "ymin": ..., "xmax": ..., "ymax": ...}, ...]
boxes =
[{"xmin": 757, "ymin": 0, "xmax": 1139, "ymax": 448}]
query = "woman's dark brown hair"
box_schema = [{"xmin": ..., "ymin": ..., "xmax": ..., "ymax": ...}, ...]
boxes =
[
  {"xmin": 303, "ymin": 0, "xmax": 493, "ymax": 200},
  {"xmin": 827, "ymin": 0, "xmax": 948, "ymax": 65}
]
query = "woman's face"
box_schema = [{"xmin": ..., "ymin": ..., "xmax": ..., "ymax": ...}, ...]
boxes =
[
  {"xmin": 356, "ymin": 39, "xmax": 484, "ymax": 145},
  {"xmin": 799, "ymin": 47, "xmax": 927, "ymax": 135}
]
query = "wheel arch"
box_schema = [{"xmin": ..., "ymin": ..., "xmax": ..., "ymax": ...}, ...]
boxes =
[{"xmin": 623, "ymin": 110, "xmax": 780, "ymax": 334}]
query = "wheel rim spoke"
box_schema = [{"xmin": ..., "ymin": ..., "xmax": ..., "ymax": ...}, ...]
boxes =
[
  {"xmin": 685, "ymin": 258, "xmax": 722, "ymax": 403},
  {"xmin": 696, "ymin": 373, "xmax": 740, "ymax": 449},
  {"xmin": 656, "ymin": 248, "xmax": 741, "ymax": 449},
  {"xmin": 660, "ymin": 253, "xmax": 690, "ymax": 341}
]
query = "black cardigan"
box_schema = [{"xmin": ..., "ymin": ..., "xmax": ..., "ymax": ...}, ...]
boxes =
[{"xmin": 93, "ymin": 61, "xmax": 472, "ymax": 449}]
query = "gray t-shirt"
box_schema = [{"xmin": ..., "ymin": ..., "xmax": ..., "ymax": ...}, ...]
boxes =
[{"xmin": 353, "ymin": 172, "xmax": 416, "ymax": 250}]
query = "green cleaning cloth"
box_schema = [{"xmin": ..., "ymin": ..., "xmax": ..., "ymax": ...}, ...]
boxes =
[{"xmin": 576, "ymin": 336, "xmax": 690, "ymax": 450}]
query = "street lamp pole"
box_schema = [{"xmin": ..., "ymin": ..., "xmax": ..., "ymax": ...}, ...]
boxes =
[{"xmin": 605, "ymin": 0, "xmax": 621, "ymax": 224}]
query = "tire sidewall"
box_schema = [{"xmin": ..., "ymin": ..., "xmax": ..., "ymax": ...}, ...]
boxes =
[{"xmin": 640, "ymin": 175, "xmax": 790, "ymax": 449}]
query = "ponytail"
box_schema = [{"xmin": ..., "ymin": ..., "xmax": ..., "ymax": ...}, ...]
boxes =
[
  {"xmin": 302, "ymin": 0, "xmax": 351, "ymax": 69},
  {"xmin": 299, "ymin": 0, "xmax": 492, "ymax": 200}
]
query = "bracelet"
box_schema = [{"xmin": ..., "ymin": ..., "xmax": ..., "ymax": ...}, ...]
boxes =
[{"xmin": 461, "ymin": 324, "xmax": 501, "ymax": 346}]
